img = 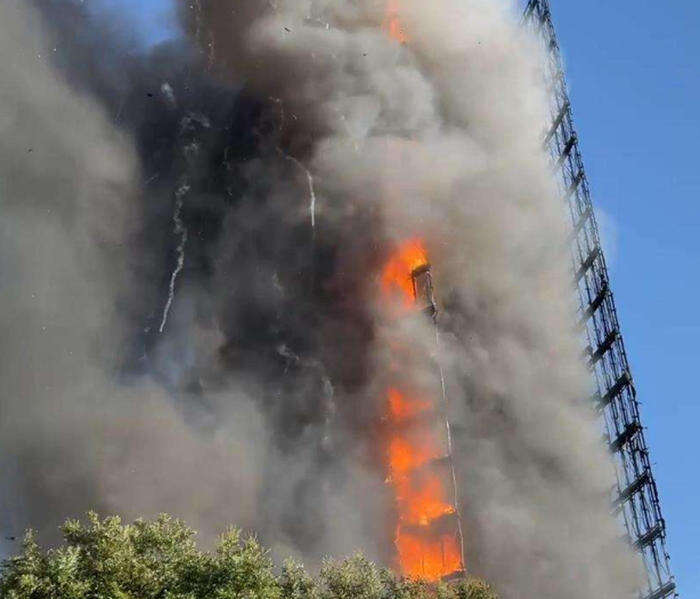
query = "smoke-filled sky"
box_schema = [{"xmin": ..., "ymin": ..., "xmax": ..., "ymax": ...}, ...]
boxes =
[{"xmin": 3, "ymin": 0, "xmax": 687, "ymax": 596}]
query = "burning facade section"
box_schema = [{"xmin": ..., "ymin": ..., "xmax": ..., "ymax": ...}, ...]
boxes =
[
  {"xmin": 381, "ymin": 240, "xmax": 464, "ymax": 580},
  {"xmin": 376, "ymin": 9, "xmax": 463, "ymax": 580}
]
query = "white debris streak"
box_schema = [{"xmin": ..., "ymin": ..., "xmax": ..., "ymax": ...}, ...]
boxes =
[
  {"xmin": 158, "ymin": 183, "xmax": 190, "ymax": 333},
  {"xmin": 279, "ymin": 149, "xmax": 316, "ymax": 232}
]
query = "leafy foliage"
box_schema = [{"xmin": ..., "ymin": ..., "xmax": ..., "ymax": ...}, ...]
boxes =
[{"xmin": 1, "ymin": 514, "xmax": 497, "ymax": 599}]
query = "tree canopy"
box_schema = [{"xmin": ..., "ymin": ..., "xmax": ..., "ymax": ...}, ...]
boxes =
[{"xmin": 0, "ymin": 513, "xmax": 497, "ymax": 599}]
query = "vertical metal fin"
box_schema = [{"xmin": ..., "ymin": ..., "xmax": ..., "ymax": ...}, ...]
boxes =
[{"xmin": 411, "ymin": 265, "xmax": 467, "ymax": 579}]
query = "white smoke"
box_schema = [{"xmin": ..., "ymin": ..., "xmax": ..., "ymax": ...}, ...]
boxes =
[
  {"xmin": 0, "ymin": 0, "xmax": 267, "ymax": 546},
  {"xmin": 187, "ymin": 0, "xmax": 644, "ymax": 595}
]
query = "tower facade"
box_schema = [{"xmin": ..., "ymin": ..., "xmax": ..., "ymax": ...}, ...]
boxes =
[{"xmin": 521, "ymin": 2, "xmax": 677, "ymax": 598}]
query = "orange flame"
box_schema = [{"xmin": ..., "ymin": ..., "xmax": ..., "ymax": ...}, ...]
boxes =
[
  {"xmin": 381, "ymin": 239, "xmax": 428, "ymax": 308},
  {"xmin": 385, "ymin": 388, "xmax": 462, "ymax": 580},
  {"xmin": 379, "ymin": 0, "xmax": 461, "ymax": 582},
  {"xmin": 399, "ymin": 474, "xmax": 456, "ymax": 526},
  {"xmin": 388, "ymin": 434, "xmax": 436, "ymax": 476},
  {"xmin": 396, "ymin": 533, "xmax": 463, "ymax": 581},
  {"xmin": 388, "ymin": 388, "xmax": 431, "ymax": 421},
  {"xmin": 383, "ymin": 0, "xmax": 409, "ymax": 44}
]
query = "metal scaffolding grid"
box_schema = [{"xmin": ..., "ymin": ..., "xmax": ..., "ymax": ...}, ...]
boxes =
[{"xmin": 521, "ymin": 2, "xmax": 677, "ymax": 598}]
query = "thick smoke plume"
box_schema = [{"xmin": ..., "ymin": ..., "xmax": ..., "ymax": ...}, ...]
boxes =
[{"xmin": 1, "ymin": 0, "xmax": 642, "ymax": 596}]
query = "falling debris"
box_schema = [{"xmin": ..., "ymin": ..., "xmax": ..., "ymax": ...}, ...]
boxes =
[
  {"xmin": 158, "ymin": 183, "xmax": 190, "ymax": 333},
  {"xmin": 278, "ymin": 149, "xmax": 317, "ymax": 233},
  {"xmin": 160, "ymin": 82, "xmax": 177, "ymax": 108},
  {"xmin": 144, "ymin": 172, "xmax": 160, "ymax": 185}
]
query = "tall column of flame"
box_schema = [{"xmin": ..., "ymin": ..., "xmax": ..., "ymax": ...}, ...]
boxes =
[
  {"xmin": 378, "ymin": 4, "xmax": 463, "ymax": 580},
  {"xmin": 381, "ymin": 240, "xmax": 464, "ymax": 580}
]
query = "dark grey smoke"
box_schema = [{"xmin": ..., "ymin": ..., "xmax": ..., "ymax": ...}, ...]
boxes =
[
  {"xmin": 1, "ymin": 0, "xmax": 388, "ymax": 564},
  {"xmin": 1, "ymin": 0, "xmax": 643, "ymax": 595}
]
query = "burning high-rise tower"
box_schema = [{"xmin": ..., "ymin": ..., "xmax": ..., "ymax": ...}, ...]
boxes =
[{"xmin": 0, "ymin": 1, "xmax": 677, "ymax": 598}]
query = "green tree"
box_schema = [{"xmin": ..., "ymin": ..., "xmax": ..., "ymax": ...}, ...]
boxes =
[{"xmin": 0, "ymin": 514, "xmax": 497, "ymax": 599}]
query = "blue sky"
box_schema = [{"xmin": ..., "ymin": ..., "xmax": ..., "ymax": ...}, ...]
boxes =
[{"xmin": 94, "ymin": 0, "xmax": 699, "ymax": 594}]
